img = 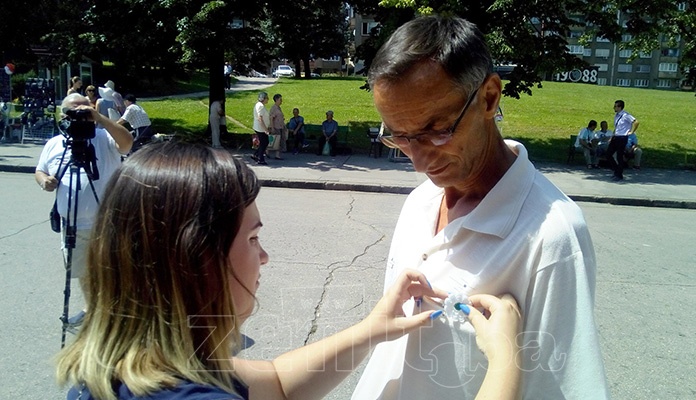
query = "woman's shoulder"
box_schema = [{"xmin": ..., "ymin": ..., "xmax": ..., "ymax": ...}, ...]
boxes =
[{"xmin": 68, "ymin": 380, "xmax": 246, "ymax": 400}]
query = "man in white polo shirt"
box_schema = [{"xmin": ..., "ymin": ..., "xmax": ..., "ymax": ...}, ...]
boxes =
[{"xmin": 608, "ymin": 99, "xmax": 639, "ymax": 181}]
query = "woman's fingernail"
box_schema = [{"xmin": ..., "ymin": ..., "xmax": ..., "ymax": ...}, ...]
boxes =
[
  {"xmin": 426, "ymin": 279, "xmax": 432, "ymax": 289},
  {"xmin": 460, "ymin": 304, "xmax": 471, "ymax": 315},
  {"xmin": 429, "ymin": 310, "xmax": 443, "ymax": 320}
]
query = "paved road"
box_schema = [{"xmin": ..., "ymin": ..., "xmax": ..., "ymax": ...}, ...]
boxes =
[
  {"xmin": 1, "ymin": 172, "xmax": 694, "ymax": 399},
  {"xmin": 140, "ymin": 76, "xmax": 278, "ymax": 101}
]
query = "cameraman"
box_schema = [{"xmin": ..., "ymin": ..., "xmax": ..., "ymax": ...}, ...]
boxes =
[{"xmin": 34, "ymin": 93, "xmax": 132, "ymax": 326}]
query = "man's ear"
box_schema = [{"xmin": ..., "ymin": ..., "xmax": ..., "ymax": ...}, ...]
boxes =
[{"xmin": 481, "ymin": 74, "xmax": 502, "ymax": 119}]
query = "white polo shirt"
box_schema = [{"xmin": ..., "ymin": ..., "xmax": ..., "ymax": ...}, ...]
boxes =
[
  {"xmin": 614, "ymin": 110, "xmax": 636, "ymax": 136},
  {"xmin": 353, "ymin": 141, "xmax": 609, "ymax": 400}
]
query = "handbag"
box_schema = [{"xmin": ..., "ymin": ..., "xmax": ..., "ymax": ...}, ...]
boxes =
[
  {"xmin": 251, "ymin": 134, "xmax": 260, "ymax": 149},
  {"xmin": 268, "ymin": 134, "xmax": 281, "ymax": 151},
  {"xmin": 322, "ymin": 141, "xmax": 331, "ymax": 156},
  {"xmin": 50, "ymin": 200, "xmax": 61, "ymax": 233}
]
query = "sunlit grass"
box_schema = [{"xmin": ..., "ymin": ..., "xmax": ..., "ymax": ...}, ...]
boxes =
[{"xmin": 141, "ymin": 76, "xmax": 696, "ymax": 168}]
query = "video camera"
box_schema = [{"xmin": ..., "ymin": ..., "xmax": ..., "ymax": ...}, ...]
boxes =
[{"xmin": 63, "ymin": 109, "xmax": 96, "ymax": 141}]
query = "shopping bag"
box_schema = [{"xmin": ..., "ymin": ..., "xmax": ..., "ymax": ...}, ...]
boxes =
[
  {"xmin": 322, "ymin": 141, "xmax": 331, "ymax": 156},
  {"xmin": 268, "ymin": 134, "xmax": 281, "ymax": 151},
  {"xmin": 251, "ymin": 134, "xmax": 260, "ymax": 150}
]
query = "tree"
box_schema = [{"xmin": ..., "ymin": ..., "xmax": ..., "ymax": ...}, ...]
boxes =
[
  {"xmin": 267, "ymin": 0, "xmax": 349, "ymax": 78},
  {"xmin": 354, "ymin": 0, "xmax": 696, "ymax": 97}
]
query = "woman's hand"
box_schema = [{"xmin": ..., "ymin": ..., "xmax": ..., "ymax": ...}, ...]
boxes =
[
  {"xmin": 360, "ymin": 269, "xmax": 447, "ymax": 344},
  {"xmin": 467, "ymin": 294, "xmax": 521, "ymax": 365}
]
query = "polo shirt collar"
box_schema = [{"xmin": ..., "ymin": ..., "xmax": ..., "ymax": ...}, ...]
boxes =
[{"xmin": 444, "ymin": 140, "xmax": 534, "ymax": 239}]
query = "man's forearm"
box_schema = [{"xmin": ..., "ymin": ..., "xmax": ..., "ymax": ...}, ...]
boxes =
[{"xmin": 99, "ymin": 115, "xmax": 133, "ymax": 154}]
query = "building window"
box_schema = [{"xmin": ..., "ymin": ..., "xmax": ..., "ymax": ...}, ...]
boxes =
[
  {"xmin": 583, "ymin": 48, "xmax": 592, "ymax": 57},
  {"xmin": 622, "ymin": 34, "xmax": 633, "ymax": 42},
  {"xmin": 567, "ymin": 45, "xmax": 584, "ymax": 54},
  {"xmin": 659, "ymin": 63, "xmax": 678, "ymax": 72},
  {"xmin": 569, "ymin": 31, "xmax": 583, "ymax": 39},
  {"xmin": 361, "ymin": 22, "xmax": 379, "ymax": 36},
  {"xmin": 617, "ymin": 64, "xmax": 633, "ymax": 72},
  {"xmin": 634, "ymin": 79, "xmax": 649, "ymax": 87},
  {"xmin": 596, "ymin": 49, "xmax": 610, "ymax": 58},
  {"xmin": 678, "ymin": 2, "xmax": 686, "ymax": 11},
  {"xmin": 619, "ymin": 49, "xmax": 633, "ymax": 58},
  {"xmin": 616, "ymin": 78, "xmax": 631, "ymax": 86},
  {"xmin": 597, "ymin": 78, "xmax": 607, "ymax": 86},
  {"xmin": 596, "ymin": 36, "xmax": 610, "ymax": 43},
  {"xmin": 639, "ymin": 51, "xmax": 652, "ymax": 58},
  {"xmin": 636, "ymin": 64, "xmax": 651, "ymax": 73},
  {"xmin": 661, "ymin": 48, "xmax": 680, "ymax": 57},
  {"xmin": 594, "ymin": 63, "xmax": 609, "ymax": 72},
  {"xmin": 657, "ymin": 79, "xmax": 672, "ymax": 88}
]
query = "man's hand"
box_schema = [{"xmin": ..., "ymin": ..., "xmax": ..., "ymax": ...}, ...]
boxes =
[{"xmin": 36, "ymin": 171, "xmax": 58, "ymax": 192}]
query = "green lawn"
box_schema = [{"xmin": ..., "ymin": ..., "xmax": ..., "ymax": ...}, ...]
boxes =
[{"xmin": 141, "ymin": 77, "xmax": 696, "ymax": 169}]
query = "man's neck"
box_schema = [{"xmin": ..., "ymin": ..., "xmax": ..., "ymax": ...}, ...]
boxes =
[{"xmin": 438, "ymin": 136, "xmax": 517, "ymax": 230}]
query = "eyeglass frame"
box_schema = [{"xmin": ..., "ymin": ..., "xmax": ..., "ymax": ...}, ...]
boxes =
[{"xmin": 378, "ymin": 85, "xmax": 481, "ymax": 149}]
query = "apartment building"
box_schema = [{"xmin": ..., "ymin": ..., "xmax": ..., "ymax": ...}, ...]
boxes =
[{"xmin": 566, "ymin": 30, "xmax": 686, "ymax": 90}]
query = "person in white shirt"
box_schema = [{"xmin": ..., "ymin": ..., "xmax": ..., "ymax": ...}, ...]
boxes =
[
  {"xmin": 252, "ymin": 92, "xmax": 271, "ymax": 165},
  {"xmin": 207, "ymin": 95, "xmax": 226, "ymax": 149},
  {"xmin": 608, "ymin": 100, "xmax": 639, "ymax": 181},
  {"xmin": 575, "ymin": 119, "xmax": 598, "ymax": 168},
  {"xmin": 117, "ymin": 94, "xmax": 153, "ymax": 152},
  {"xmin": 35, "ymin": 93, "xmax": 132, "ymax": 326},
  {"xmin": 595, "ymin": 120, "xmax": 613, "ymax": 160},
  {"xmin": 354, "ymin": 15, "xmax": 608, "ymax": 400}
]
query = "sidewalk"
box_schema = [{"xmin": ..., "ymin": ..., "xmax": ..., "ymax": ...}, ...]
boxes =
[{"xmin": 2, "ymin": 141, "xmax": 695, "ymax": 209}]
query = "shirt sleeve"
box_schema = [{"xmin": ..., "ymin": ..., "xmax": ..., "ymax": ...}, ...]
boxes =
[{"xmin": 520, "ymin": 251, "xmax": 609, "ymax": 399}]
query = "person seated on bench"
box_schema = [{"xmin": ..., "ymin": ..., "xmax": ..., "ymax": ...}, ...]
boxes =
[
  {"xmin": 575, "ymin": 119, "xmax": 598, "ymax": 168},
  {"xmin": 623, "ymin": 132, "xmax": 643, "ymax": 170},
  {"xmin": 317, "ymin": 110, "xmax": 338, "ymax": 157},
  {"xmin": 288, "ymin": 107, "xmax": 308, "ymax": 154},
  {"xmin": 594, "ymin": 120, "xmax": 613, "ymax": 160}
]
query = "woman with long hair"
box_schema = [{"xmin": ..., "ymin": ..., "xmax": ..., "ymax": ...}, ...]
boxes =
[
  {"xmin": 67, "ymin": 76, "xmax": 82, "ymax": 96},
  {"xmin": 56, "ymin": 141, "xmax": 520, "ymax": 399}
]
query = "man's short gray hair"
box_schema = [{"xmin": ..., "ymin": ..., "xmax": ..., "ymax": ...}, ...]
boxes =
[
  {"xmin": 258, "ymin": 92, "xmax": 269, "ymax": 102},
  {"xmin": 61, "ymin": 93, "xmax": 90, "ymax": 114},
  {"xmin": 368, "ymin": 15, "xmax": 493, "ymax": 96}
]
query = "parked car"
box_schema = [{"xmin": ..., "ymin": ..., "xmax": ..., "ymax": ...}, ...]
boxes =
[{"xmin": 273, "ymin": 65, "xmax": 295, "ymax": 78}]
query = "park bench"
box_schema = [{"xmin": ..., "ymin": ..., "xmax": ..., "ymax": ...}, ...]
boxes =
[
  {"xmin": 567, "ymin": 133, "xmax": 615, "ymax": 168},
  {"xmin": 293, "ymin": 123, "xmax": 351, "ymax": 154}
]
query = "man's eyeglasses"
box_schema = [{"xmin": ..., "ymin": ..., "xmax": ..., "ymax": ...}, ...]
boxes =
[{"xmin": 378, "ymin": 86, "xmax": 480, "ymax": 149}]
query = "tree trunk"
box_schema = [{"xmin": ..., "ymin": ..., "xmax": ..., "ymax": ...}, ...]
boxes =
[
  {"xmin": 293, "ymin": 57, "xmax": 301, "ymax": 78},
  {"xmin": 207, "ymin": 45, "xmax": 225, "ymax": 134},
  {"xmin": 303, "ymin": 57, "xmax": 311, "ymax": 79}
]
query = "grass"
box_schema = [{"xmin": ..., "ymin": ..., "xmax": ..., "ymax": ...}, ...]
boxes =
[
  {"xmin": 140, "ymin": 77, "xmax": 696, "ymax": 169},
  {"xmin": 499, "ymin": 82, "xmax": 696, "ymax": 168}
]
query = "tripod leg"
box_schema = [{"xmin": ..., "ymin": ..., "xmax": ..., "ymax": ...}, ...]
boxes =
[{"xmin": 60, "ymin": 244, "xmax": 73, "ymax": 348}]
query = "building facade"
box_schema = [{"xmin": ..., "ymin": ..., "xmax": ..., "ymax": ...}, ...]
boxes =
[{"xmin": 566, "ymin": 30, "xmax": 686, "ymax": 90}]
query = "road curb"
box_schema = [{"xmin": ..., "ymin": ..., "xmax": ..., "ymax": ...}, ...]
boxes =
[
  {"xmin": 569, "ymin": 195, "xmax": 696, "ymax": 210},
  {"xmin": 3, "ymin": 164, "xmax": 694, "ymax": 209}
]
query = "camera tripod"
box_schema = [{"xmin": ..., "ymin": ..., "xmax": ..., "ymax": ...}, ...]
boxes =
[{"xmin": 54, "ymin": 137, "xmax": 100, "ymax": 348}]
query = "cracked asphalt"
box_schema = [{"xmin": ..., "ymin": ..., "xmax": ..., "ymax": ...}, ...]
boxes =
[{"xmin": 1, "ymin": 154, "xmax": 695, "ymax": 399}]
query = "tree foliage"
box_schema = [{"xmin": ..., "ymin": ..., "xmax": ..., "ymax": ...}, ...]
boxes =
[
  {"xmin": 266, "ymin": 0, "xmax": 349, "ymax": 78},
  {"xmin": 355, "ymin": 0, "xmax": 696, "ymax": 97}
]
